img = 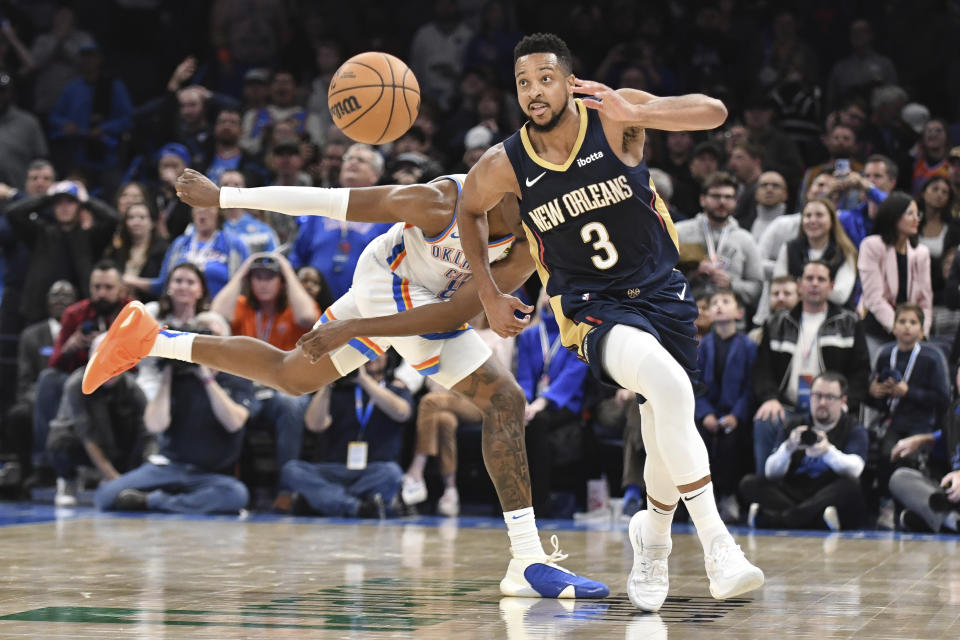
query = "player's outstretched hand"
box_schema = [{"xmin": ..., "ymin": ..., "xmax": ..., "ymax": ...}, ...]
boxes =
[
  {"xmin": 573, "ymin": 78, "xmax": 638, "ymax": 123},
  {"xmin": 297, "ymin": 319, "xmax": 354, "ymax": 364},
  {"xmin": 482, "ymin": 292, "xmax": 533, "ymax": 338},
  {"xmin": 176, "ymin": 168, "xmax": 220, "ymax": 208}
]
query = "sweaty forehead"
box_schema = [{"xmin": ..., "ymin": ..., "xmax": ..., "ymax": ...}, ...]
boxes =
[{"xmin": 515, "ymin": 53, "xmax": 563, "ymax": 74}]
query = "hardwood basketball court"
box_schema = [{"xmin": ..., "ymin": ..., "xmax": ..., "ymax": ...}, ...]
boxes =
[{"xmin": 0, "ymin": 504, "xmax": 957, "ymax": 638}]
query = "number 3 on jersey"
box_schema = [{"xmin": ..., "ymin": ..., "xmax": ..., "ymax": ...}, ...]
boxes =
[{"xmin": 580, "ymin": 221, "xmax": 619, "ymax": 270}]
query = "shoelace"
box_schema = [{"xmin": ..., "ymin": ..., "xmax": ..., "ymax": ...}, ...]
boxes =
[
  {"xmin": 709, "ymin": 539, "xmax": 742, "ymax": 574},
  {"xmin": 637, "ymin": 555, "xmax": 668, "ymax": 583},
  {"xmin": 544, "ymin": 534, "xmax": 569, "ymax": 565}
]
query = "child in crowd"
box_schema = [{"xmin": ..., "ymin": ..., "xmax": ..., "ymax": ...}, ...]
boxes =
[{"xmin": 695, "ymin": 289, "xmax": 757, "ymax": 521}]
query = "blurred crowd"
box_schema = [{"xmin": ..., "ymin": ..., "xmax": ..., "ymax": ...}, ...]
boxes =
[{"xmin": 0, "ymin": 0, "xmax": 959, "ymax": 532}]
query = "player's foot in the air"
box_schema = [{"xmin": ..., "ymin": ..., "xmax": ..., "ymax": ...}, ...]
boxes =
[
  {"xmin": 81, "ymin": 301, "xmax": 160, "ymax": 394},
  {"xmin": 499, "ymin": 534, "xmax": 610, "ymax": 598}
]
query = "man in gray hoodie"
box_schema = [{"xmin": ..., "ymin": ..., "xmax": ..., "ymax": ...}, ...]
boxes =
[{"xmin": 676, "ymin": 172, "xmax": 765, "ymax": 312}]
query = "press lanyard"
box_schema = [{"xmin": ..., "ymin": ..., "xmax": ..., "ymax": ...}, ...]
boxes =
[
  {"xmin": 254, "ymin": 310, "xmax": 275, "ymax": 342},
  {"xmin": 701, "ymin": 217, "xmax": 731, "ymax": 264},
  {"xmin": 354, "ymin": 384, "xmax": 378, "ymax": 440},
  {"xmin": 539, "ymin": 322, "xmax": 562, "ymax": 372},
  {"xmin": 186, "ymin": 231, "xmax": 220, "ymax": 266},
  {"xmin": 888, "ymin": 343, "xmax": 920, "ymax": 414}
]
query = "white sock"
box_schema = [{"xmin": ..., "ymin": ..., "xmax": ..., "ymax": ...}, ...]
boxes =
[
  {"xmin": 643, "ymin": 501, "xmax": 675, "ymax": 546},
  {"xmin": 148, "ymin": 330, "xmax": 196, "ymax": 362},
  {"xmin": 680, "ymin": 482, "xmax": 729, "ymax": 551},
  {"xmin": 504, "ymin": 507, "xmax": 545, "ymax": 558}
]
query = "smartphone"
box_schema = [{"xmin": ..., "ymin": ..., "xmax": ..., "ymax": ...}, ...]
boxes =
[{"xmin": 834, "ymin": 158, "xmax": 851, "ymax": 176}]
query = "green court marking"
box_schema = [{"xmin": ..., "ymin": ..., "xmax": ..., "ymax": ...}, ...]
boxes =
[{"xmin": 0, "ymin": 578, "xmax": 498, "ymax": 632}]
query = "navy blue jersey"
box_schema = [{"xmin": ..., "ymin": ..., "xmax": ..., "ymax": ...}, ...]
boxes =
[
  {"xmin": 503, "ymin": 98, "xmax": 680, "ymax": 300},
  {"xmin": 503, "ymin": 99, "xmax": 697, "ymax": 384}
]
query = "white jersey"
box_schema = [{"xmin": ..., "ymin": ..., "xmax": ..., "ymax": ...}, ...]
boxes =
[
  {"xmin": 368, "ymin": 174, "xmax": 515, "ymax": 300},
  {"xmin": 315, "ymin": 175, "xmax": 516, "ymax": 389}
]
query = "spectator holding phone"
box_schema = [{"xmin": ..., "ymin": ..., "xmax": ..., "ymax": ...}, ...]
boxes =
[{"xmin": 865, "ymin": 303, "xmax": 950, "ymax": 514}]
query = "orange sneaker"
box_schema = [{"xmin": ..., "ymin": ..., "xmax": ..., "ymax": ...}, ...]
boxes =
[{"xmin": 82, "ymin": 301, "xmax": 159, "ymax": 394}]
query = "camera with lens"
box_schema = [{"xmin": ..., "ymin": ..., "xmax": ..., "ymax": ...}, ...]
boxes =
[{"xmin": 799, "ymin": 428, "xmax": 820, "ymax": 447}]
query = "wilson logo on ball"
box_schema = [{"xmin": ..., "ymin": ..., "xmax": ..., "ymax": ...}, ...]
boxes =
[{"xmin": 331, "ymin": 96, "xmax": 362, "ymax": 120}]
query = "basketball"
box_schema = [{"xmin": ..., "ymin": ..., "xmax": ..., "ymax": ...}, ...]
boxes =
[{"xmin": 328, "ymin": 52, "xmax": 421, "ymax": 145}]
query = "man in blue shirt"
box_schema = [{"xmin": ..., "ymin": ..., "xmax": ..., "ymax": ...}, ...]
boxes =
[
  {"xmin": 94, "ymin": 312, "xmax": 252, "ymax": 513},
  {"xmin": 836, "ymin": 154, "xmax": 896, "ymax": 248}
]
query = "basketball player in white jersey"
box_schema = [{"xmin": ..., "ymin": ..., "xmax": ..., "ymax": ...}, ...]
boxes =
[{"xmin": 83, "ymin": 168, "xmax": 609, "ymax": 599}]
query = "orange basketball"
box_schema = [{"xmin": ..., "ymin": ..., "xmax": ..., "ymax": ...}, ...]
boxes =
[{"xmin": 328, "ymin": 52, "xmax": 421, "ymax": 145}]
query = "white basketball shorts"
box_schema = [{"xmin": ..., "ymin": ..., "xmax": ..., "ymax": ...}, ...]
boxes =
[{"xmin": 315, "ymin": 246, "xmax": 492, "ymax": 390}]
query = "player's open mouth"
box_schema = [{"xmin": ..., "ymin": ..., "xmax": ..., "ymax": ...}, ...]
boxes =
[{"xmin": 529, "ymin": 103, "xmax": 548, "ymax": 116}]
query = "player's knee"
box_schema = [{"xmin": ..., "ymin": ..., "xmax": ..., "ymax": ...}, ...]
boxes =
[{"xmin": 274, "ymin": 359, "xmax": 323, "ymax": 396}]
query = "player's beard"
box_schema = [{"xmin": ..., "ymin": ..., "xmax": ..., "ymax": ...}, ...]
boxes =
[{"xmin": 528, "ymin": 105, "xmax": 565, "ymax": 132}]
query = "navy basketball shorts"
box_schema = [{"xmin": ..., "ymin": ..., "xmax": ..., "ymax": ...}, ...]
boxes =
[{"xmin": 557, "ymin": 270, "xmax": 700, "ymax": 395}]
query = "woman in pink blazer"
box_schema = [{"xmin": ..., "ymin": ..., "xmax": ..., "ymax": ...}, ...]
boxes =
[{"xmin": 857, "ymin": 192, "xmax": 932, "ymax": 360}]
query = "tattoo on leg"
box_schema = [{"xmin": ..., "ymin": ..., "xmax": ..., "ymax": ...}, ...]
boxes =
[{"xmin": 455, "ymin": 361, "xmax": 532, "ymax": 511}]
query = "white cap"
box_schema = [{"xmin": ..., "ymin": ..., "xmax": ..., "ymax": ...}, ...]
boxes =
[
  {"xmin": 901, "ymin": 102, "xmax": 930, "ymax": 135},
  {"xmin": 464, "ymin": 125, "xmax": 494, "ymax": 150}
]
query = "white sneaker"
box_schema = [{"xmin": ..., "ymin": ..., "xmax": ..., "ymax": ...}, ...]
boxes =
[
  {"xmin": 437, "ymin": 487, "xmax": 459, "ymax": 516},
  {"xmin": 401, "ymin": 476, "xmax": 427, "ymax": 505},
  {"xmin": 877, "ymin": 498, "xmax": 895, "ymax": 530},
  {"xmin": 704, "ymin": 534, "xmax": 764, "ymax": 599},
  {"xmin": 627, "ymin": 510, "xmax": 671, "ymax": 611},
  {"xmin": 500, "ymin": 535, "xmax": 609, "ymax": 598},
  {"xmin": 823, "ymin": 505, "xmax": 841, "ymax": 531},
  {"xmin": 54, "ymin": 477, "xmax": 77, "ymax": 507}
]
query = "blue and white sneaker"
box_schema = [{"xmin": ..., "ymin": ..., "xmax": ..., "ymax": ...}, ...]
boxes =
[{"xmin": 499, "ymin": 535, "xmax": 609, "ymax": 598}]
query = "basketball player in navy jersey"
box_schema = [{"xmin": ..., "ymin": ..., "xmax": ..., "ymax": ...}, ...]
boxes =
[{"xmin": 455, "ymin": 33, "xmax": 765, "ymax": 611}]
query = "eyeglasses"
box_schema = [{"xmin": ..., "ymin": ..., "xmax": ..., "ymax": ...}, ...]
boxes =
[
  {"xmin": 811, "ymin": 392, "xmax": 842, "ymax": 402},
  {"xmin": 705, "ymin": 193, "xmax": 736, "ymax": 201}
]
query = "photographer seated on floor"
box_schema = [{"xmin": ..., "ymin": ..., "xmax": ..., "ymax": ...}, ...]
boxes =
[
  {"xmin": 741, "ymin": 372, "xmax": 869, "ymax": 530},
  {"xmin": 94, "ymin": 312, "xmax": 253, "ymax": 514},
  {"xmin": 46, "ymin": 334, "xmax": 148, "ymax": 506},
  {"xmin": 280, "ymin": 351, "xmax": 412, "ymax": 518}
]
